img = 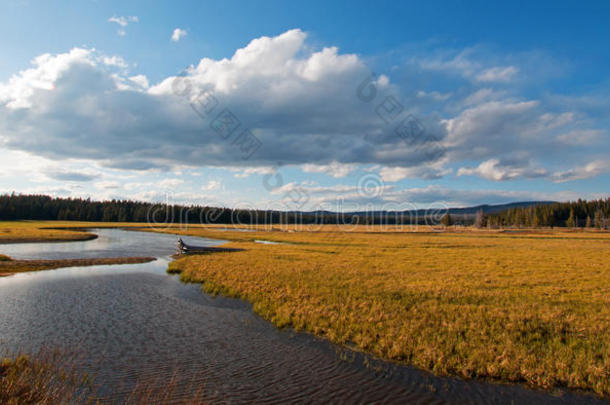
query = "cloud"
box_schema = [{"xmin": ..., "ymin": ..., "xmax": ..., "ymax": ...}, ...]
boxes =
[
  {"xmin": 47, "ymin": 170, "xmax": 100, "ymax": 182},
  {"xmin": 552, "ymin": 160, "xmax": 609, "ymax": 183},
  {"xmin": 415, "ymin": 47, "xmax": 562, "ymax": 85},
  {"xmin": 556, "ymin": 129, "xmax": 604, "ymax": 146},
  {"xmin": 171, "ymin": 28, "xmax": 188, "ymax": 42},
  {"xmin": 0, "ymin": 31, "xmax": 433, "ymax": 172},
  {"xmin": 444, "ymin": 100, "xmax": 539, "ymax": 151},
  {"xmin": 158, "ymin": 178, "xmax": 184, "ymax": 189},
  {"xmin": 95, "ymin": 181, "xmax": 121, "ymax": 190},
  {"xmin": 0, "ymin": 186, "xmax": 74, "ymax": 197},
  {"xmin": 108, "ymin": 15, "xmax": 138, "ymax": 36},
  {"xmin": 108, "ymin": 15, "xmax": 138, "ymax": 27},
  {"xmin": 231, "ymin": 166, "xmax": 276, "ymax": 178},
  {"xmin": 457, "ymin": 158, "xmax": 609, "ymax": 183},
  {"xmin": 202, "ymin": 179, "xmax": 221, "ymax": 190},
  {"xmin": 0, "ymin": 48, "xmax": 95, "ymax": 109},
  {"xmin": 103, "ymin": 56, "xmax": 128, "ymax": 68},
  {"xmin": 268, "ymin": 181, "xmax": 597, "ymax": 210},
  {"xmin": 379, "ymin": 164, "xmax": 451, "ymax": 182},
  {"xmin": 457, "ymin": 159, "xmax": 547, "ymax": 181},
  {"xmin": 417, "ymin": 49, "xmax": 481, "ymax": 78},
  {"xmin": 271, "ymin": 182, "xmax": 368, "ymax": 195},
  {"xmin": 416, "ymin": 90, "xmax": 452, "ymax": 101},
  {"xmin": 383, "ymin": 186, "xmax": 588, "ymax": 207},
  {"xmin": 461, "ymin": 88, "xmax": 506, "ymax": 106},
  {"xmin": 417, "ymin": 49, "xmax": 517, "ymax": 83},
  {"xmin": 301, "ymin": 161, "xmax": 357, "ymax": 178},
  {"xmin": 0, "ymin": 29, "xmax": 605, "ymax": 188},
  {"xmin": 442, "ymin": 100, "xmax": 577, "ymax": 163},
  {"xmin": 128, "ymin": 74, "xmax": 149, "ymax": 89},
  {"xmin": 475, "ymin": 66, "xmax": 518, "ymax": 83}
]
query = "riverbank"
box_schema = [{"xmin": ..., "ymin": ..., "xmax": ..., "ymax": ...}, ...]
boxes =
[
  {"xmin": 0, "ymin": 221, "xmax": 161, "ymax": 276},
  {"xmin": 166, "ymin": 227, "xmax": 610, "ymax": 399},
  {"xmin": 0, "ymin": 221, "xmax": 101, "ymax": 244},
  {"xmin": 0, "ymin": 255, "xmax": 156, "ymax": 276}
]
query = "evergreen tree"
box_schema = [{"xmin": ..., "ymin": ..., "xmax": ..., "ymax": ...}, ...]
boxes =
[
  {"xmin": 594, "ymin": 209, "xmax": 604, "ymax": 229},
  {"xmin": 566, "ymin": 209, "xmax": 576, "ymax": 228},
  {"xmin": 441, "ymin": 213, "xmax": 453, "ymax": 227}
]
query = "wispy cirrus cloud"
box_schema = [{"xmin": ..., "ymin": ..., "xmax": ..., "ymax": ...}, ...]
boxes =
[
  {"xmin": 475, "ymin": 66, "xmax": 518, "ymax": 83},
  {"xmin": 108, "ymin": 15, "xmax": 138, "ymax": 36},
  {"xmin": 551, "ymin": 160, "xmax": 610, "ymax": 183}
]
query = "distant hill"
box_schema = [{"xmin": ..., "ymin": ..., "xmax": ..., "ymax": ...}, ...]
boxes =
[
  {"xmin": 342, "ymin": 201, "xmax": 556, "ymax": 217},
  {"xmin": 445, "ymin": 201, "xmax": 557, "ymax": 215}
]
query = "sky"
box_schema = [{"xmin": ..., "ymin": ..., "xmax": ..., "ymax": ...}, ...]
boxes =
[{"xmin": 0, "ymin": 0, "xmax": 609, "ymax": 211}]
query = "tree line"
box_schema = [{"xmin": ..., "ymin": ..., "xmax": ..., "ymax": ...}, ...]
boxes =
[
  {"xmin": 481, "ymin": 198, "xmax": 609, "ymax": 228},
  {"xmin": 1, "ymin": 194, "xmax": 608, "ymax": 228},
  {"xmin": 0, "ymin": 193, "xmax": 428, "ymax": 225}
]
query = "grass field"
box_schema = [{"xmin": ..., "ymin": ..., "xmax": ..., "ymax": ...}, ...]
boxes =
[
  {"xmin": 0, "ymin": 221, "xmax": 608, "ymax": 397},
  {"xmin": 165, "ymin": 225, "xmax": 610, "ymax": 397}
]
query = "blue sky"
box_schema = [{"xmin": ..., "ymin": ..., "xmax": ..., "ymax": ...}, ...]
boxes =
[{"xmin": 0, "ymin": 0, "xmax": 608, "ymax": 210}]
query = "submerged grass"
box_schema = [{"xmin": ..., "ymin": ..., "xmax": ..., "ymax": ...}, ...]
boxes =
[
  {"xmin": 0, "ymin": 351, "xmax": 93, "ymax": 404},
  {"xmin": 1, "ymin": 351, "xmax": 207, "ymax": 404},
  {"xmin": 166, "ymin": 227, "xmax": 610, "ymax": 398}
]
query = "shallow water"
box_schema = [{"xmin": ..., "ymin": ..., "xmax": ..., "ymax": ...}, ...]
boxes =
[
  {"xmin": 0, "ymin": 227, "xmax": 223, "ymax": 260},
  {"xmin": 0, "ymin": 229, "xmax": 605, "ymax": 404}
]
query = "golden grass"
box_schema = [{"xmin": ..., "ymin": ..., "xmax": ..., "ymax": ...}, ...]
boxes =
[
  {"xmin": 0, "ymin": 221, "xmax": 98, "ymax": 243},
  {"xmin": 0, "ymin": 352, "xmax": 92, "ymax": 404},
  {"xmin": 166, "ymin": 226, "xmax": 610, "ymax": 397}
]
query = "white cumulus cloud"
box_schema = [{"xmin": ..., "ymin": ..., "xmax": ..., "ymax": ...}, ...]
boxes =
[
  {"xmin": 0, "ymin": 29, "xmax": 605, "ymax": 189},
  {"xmin": 171, "ymin": 28, "xmax": 188, "ymax": 42},
  {"xmin": 457, "ymin": 159, "xmax": 547, "ymax": 181},
  {"xmin": 301, "ymin": 162, "xmax": 357, "ymax": 178}
]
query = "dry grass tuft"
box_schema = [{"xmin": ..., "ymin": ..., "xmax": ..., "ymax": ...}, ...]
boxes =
[
  {"xmin": 1, "ymin": 351, "xmax": 207, "ymax": 404},
  {"xmin": 0, "ymin": 351, "xmax": 93, "ymax": 404}
]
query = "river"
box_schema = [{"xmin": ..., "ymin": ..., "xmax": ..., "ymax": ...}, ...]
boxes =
[{"xmin": 0, "ymin": 228, "xmax": 604, "ymax": 404}]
